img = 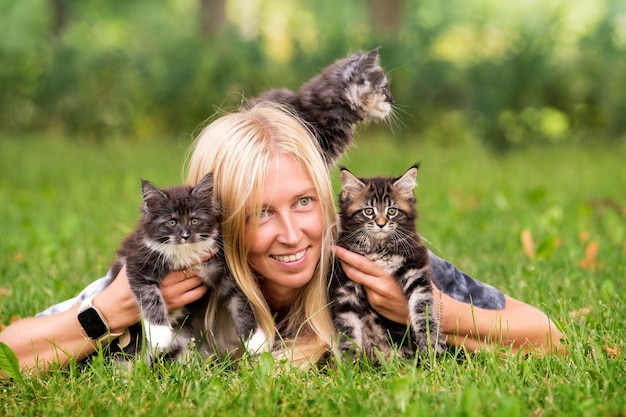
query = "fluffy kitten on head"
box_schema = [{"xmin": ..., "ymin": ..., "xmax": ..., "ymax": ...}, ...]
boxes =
[{"xmin": 245, "ymin": 48, "xmax": 395, "ymax": 166}]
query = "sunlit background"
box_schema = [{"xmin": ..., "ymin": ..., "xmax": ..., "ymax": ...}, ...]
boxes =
[{"xmin": 1, "ymin": 0, "xmax": 625, "ymax": 148}]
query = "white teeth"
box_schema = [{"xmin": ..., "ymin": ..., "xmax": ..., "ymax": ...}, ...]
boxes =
[{"xmin": 273, "ymin": 249, "xmax": 306, "ymax": 263}]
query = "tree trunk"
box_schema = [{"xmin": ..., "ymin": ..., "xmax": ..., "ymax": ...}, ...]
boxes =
[
  {"xmin": 200, "ymin": 0, "xmax": 227, "ymax": 36},
  {"xmin": 366, "ymin": 0, "xmax": 404, "ymax": 35},
  {"xmin": 50, "ymin": 0, "xmax": 68, "ymax": 38}
]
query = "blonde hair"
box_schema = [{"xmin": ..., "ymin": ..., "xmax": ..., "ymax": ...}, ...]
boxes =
[{"xmin": 186, "ymin": 102, "xmax": 337, "ymax": 364}]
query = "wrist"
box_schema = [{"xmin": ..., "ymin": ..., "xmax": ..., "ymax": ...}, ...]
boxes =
[
  {"xmin": 94, "ymin": 278, "xmax": 141, "ymax": 331},
  {"xmin": 92, "ymin": 290, "xmax": 139, "ymax": 334},
  {"xmin": 77, "ymin": 295, "xmax": 125, "ymax": 343},
  {"xmin": 433, "ymin": 288, "xmax": 455, "ymax": 334}
]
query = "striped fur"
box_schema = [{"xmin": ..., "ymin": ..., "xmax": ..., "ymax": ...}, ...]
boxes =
[{"xmin": 330, "ymin": 165, "xmax": 445, "ymax": 361}]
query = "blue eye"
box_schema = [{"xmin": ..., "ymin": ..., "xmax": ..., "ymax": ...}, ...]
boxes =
[
  {"xmin": 299, "ymin": 197, "xmax": 311, "ymax": 207},
  {"xmin": 259, "ymin": 210, "xmax": 268, "ymax": 219}
]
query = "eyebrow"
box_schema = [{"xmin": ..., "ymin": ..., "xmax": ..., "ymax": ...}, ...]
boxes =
[
  {"xmin": 260, "ymin": 187, "xmax": 318, "ymax": 208},
  {"xmin": 294, "ymin": 187, "xmax": 317, "ymax": 198}
]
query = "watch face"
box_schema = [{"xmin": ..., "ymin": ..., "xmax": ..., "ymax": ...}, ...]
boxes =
[{"xmin": 78, "ymin": 307, "xmax": 108, "ymax": 339}]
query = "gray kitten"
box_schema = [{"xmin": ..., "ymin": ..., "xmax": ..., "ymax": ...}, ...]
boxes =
[{"xmin": 108, "ymin": 173, "xmax": 264, "ymax": 362}]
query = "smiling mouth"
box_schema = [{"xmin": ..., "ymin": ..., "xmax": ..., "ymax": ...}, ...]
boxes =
[{"xmin": 271, "ymin": 249, "xmax": 306, "ymax": 263}]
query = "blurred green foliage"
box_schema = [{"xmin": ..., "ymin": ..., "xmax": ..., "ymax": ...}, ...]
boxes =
[{"xmin": 1, "ymin": 0, "xmax": 625, "ymax": 148}]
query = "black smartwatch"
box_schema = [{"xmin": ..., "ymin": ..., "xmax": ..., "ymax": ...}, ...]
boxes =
[{"xmin": 77, "ymin": 295, "xmax": 122, "ymax": 342}]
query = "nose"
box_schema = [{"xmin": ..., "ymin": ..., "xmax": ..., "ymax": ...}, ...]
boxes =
[
  {"xmin": 276, "ymin": 213, "xmax": 300, "ymax": 245},
  {"xmin": 375, "ymin": 216, "xmax": 387, "ymax": 228}
]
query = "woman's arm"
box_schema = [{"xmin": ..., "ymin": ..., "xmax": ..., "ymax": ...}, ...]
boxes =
[
  {"xmin": 432, "ymin": 288, "xmax": 566, "ymax": 354},
  {"xmin": 0, "ymin": 266, "xmax": 207, "ymax": 372},
  {"xmin": 333, "ymin": 245, "xmax": 566, "ymax": 354}
]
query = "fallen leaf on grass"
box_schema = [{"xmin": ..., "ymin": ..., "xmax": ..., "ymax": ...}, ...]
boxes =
[
  {"xmin": 605, "ymin": 345, "xmax": 621, "ymax": 358},
  {"xmin": 578, "ymin": 241, "xmax": 602, "ymax": 269},
  {"xmin": 521, "ymin": 229, "xmax": 535, "ymax": 258}
]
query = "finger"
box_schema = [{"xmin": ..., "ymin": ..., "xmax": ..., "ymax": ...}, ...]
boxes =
[
  {"xmin": 161, "ymin": 274, "xmax": 205, "ymax": 299},
  {"xmin": 339, "ymin": 260, "xmax": 387, "ymax": 292},
  {"xmin": 176, "ymin": 275, "xmax": 205, "ymax": 291},
  {"xmin": 334, "ymin": 246, "xmax": 382, "ymax": 276},
  {"xmin": 177, "ymin": 282, "xmax": 208, "ymax": 305},
  {"xmin": 180, "ymin": 266, "xmax": 201, "ymax": 282},
  {"xmin": 165, "ymin": 279, "xmax": 208, "ymax": 311},
  {"xmin": 338, "ymin": 260, "xmax": 367, "ymax": 285}
]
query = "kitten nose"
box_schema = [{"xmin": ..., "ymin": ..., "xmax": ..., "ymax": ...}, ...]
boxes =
[
  {"xmin": 181, "ymin": 231, "xmax": 190, "ymax": 241},
  {"xmin": 386, "ymin": 93, "xmax": 394, "ymax": 104}
]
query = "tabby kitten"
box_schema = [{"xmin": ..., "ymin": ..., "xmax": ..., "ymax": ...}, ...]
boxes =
[
  {"xmin": 330, "ymin": 165, "xmax": 446, "ymax": 360},
  {"xmin": 109, "ymin": 173, "xmax": 262, "ymax": 362},
  {"xmin": 245, "ymin": 48, "xmax": 394, "ymax": 166}
]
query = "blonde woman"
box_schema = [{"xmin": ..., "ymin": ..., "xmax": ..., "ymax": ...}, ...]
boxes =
[
  {"xmin": 0, "ymin": 103, "xmax": 565, "ymax": 372},
  {"xmin": 185, "ymin": 102, "xmax": 338, "ymax": 362}
]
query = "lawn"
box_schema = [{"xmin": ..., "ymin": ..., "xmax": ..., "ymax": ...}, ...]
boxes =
[{"xmin": 1, "ymin": 132, "xmax": 625, "ymax": 416}]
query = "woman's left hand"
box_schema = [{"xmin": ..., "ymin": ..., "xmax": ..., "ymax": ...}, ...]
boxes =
[{"xmin": 333, "ymin": 245, "xmax": 410, "ymax": 325}]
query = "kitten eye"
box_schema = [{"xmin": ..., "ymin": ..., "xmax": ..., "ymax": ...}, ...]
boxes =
[
  {"xmin": 387, "ymin": 207, "xmax": 398, "ymax": 217},
  {"xmin": 190, "ymin": 218, "xmax": 200, "ymax": 225},
  {"xmin": 167, "ymin": 219, "xmax": 178, "ymax": 227},
  {"xmin": 363, "ymin": 207, "xmax": 375, "ymax": 217}
]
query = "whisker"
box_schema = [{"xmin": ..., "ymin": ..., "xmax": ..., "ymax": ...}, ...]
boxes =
[{"xmin": 386, "ymin": 105, "xmax": 410, "ymax": 136}]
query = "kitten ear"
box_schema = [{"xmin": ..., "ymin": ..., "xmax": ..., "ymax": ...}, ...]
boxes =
[
  {"xmin": 363, "ymin": 48, "xmax": 381, "ymax": 66},
  {"xmin": 394, "ymin": 165, "xmax": 419, "ymax": 196},
  {"xmin": 140, "ymin": 179, "xmax": 167, "ymax": 212},
  {"xmin": 340, "ymin": 168, "xmax": 366, "ymax": 197},
  {"xmin": 341, "ymin": 53, "xmax": 362, "ymax": 82},
  {"xmin": 341, "ymin": 50, "xmax": 370, "ymax": 82},
  {"xmin": 342, "ymin": 48, "xmax": 381, "ymax": 82},
  {"xmin": 192, "ymin": 172, "xmax": 214, "ymax": 198}
]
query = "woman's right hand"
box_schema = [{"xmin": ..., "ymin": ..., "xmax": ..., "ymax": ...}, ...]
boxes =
[
  {"xmin": 159, "ymin": 268, "xmax": 208, "ymax": 312},
  {"xmin": 159, "ymin": 249, "xmax": 217, "ymax": 312}
]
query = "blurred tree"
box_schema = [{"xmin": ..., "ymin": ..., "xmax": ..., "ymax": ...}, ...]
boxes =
[
  {"xmin": 366, "ymin": 0, "xmax": 403, "ymax": 35},
  {"xmin": 0, "ymin": 0, "xmax": 624, "ymax": 146},
  {"xmin": 49, "ymin": 0, "xmax": 68, "ymax": 38},
  {"xmin": 201, "ymin": 0, "xmax": 227, "ymax": 36}
]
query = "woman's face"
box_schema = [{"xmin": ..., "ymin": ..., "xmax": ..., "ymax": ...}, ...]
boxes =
[{"xmin": 246, "ymin": 154, "xmax": 324, "ymax": 307}]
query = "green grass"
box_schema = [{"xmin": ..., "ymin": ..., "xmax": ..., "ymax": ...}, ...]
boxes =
[{"xmin": 1, "ymin": 133, "xmax": 625, "ymax": 416}]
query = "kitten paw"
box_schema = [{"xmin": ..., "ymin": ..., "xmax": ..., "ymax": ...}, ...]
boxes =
[
  {"xmin": 145, "ymin": 322, "xmax": 174, "ymax": 353},
  {"xmin": 244, "ymin": 328, "xmax": 268, "ymax": 354}
]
